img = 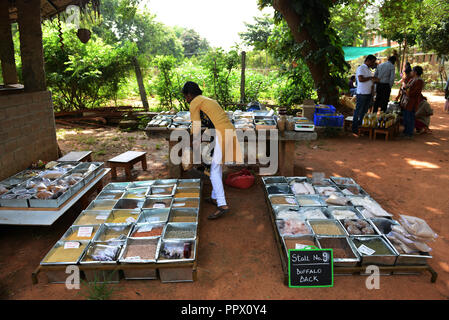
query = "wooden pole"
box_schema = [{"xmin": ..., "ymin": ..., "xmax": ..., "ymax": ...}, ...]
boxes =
[
  {"xmin": 132, "ymin": 56, "xmax": 149, "ymax": 111},
  {"xmin": 240, "ymin": 51, "xmax": 246, "ymax": 103},
  {"xmin": 0, "ymin": 1, "xmax": 19, "ymax": 85},
  {"xmin": 16, "ymin": 0, "xmax": 46, "ymax": 92}
]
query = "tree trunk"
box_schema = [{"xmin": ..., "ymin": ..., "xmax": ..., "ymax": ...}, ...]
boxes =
[
  {"xmin": 0, "ymin": 1, "xmax": 18, "ymax": 85},
  {"xmin": 132, "ymin": 56, "xmax": 149, "ymax": 111},
  {"xmin": 240, "ymin": 51, "xmax": 246, "ymax": 103},
  {"xmin": 271, "ymin": 0, "xmax": 339, "ymax": 106}
]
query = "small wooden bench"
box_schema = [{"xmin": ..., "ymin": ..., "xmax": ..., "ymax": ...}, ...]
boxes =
[
  {"xmin": 58, "ymin": 151, "xmax": 92, "ymax": 162},
  {"xmin": 107, "ymin": 151, "xmax": 147, "ymax": 180},
  {"xmin": 374, "ymin": 124, "xmax": 397, "ymax": 141},
  {"xmin": 358, "ymin": 127, "xmax": 373, "ymax": 140}
]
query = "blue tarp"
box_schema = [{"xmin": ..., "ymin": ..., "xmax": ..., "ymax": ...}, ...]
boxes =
[{"xmin": 343, "ymin": 46, "xmax": 391, "ymax": 61}]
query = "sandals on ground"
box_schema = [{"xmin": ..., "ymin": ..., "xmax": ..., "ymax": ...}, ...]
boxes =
[
  {"xmin": 208, "ymin": 206, "xmax": 229, "ymax": 220},
  {"xmin": 204, "ymin": 197, "xmax": 217, "ymax": 206}
]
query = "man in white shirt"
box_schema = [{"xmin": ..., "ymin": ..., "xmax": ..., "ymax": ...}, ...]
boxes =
[
  {"xmin": 373, "ymin": 56, "xmax": 396, "ymax": 113},
  {"xmin": 352, "ymin": 55, "xmax": 378, "ymax": 134}
]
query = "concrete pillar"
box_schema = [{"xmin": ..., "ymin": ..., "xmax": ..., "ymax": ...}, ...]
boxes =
[
  {"xmin": 0, "ymin": 0, "xmax": 18, "ymax": 85},
  {"xmin": 16, "ymin": 0, "xmax": 46, "ymax": 92}
]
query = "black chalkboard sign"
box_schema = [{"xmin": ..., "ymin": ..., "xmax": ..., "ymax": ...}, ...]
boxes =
[{"xmin": 288, "ymin": 249, "xmax": 334, "ymax": 288}]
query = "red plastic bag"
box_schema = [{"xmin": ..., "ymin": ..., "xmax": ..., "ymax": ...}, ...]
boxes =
[{"xmin": 225, "ymin": 169, "xmax": 255, "ymax": 189}]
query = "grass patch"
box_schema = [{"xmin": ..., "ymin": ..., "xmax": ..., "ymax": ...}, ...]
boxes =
[
  {"xmin": 155, "ymin": 144, "xmax": 161, "ymax": 150},
  {"xmin": 78, "ymin": 271, "xmax": 121, "ymax": 300},
  {"xmin": 78, "ymin": 136, "xmax": 97, "ymax": 145},
  {"xmin": 95, "ymin": 150, "xmax": 106, "ymax": 156}
]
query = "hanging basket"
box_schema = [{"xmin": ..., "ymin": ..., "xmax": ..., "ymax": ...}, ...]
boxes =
[{"xmin": 77, "ymin": 28, "xmax": 91, "ymax": 43}]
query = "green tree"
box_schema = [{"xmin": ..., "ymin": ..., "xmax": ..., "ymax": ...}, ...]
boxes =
[
  {"xmin": 180, "ymin": 28, "xmax": 210, "ymax": 57},
  {"xmin": 239, "ymin": 14, "xmax": 274, "ymax": 51},
  {"xmin": 418, "ymin": 0, "xmax": 449, "ymax": 57},
  {"xmin": 259, "ymin": 0, "xmax": 350, "ymax": 107}
]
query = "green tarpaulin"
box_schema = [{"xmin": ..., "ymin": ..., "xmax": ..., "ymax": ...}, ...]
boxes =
[{"xmin": 343, "ymin": 46, "xmax": 390, "ymax": 61}]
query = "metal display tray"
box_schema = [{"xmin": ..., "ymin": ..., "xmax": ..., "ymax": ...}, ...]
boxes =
[
  {"xmin": 79, "ymin": 243, "xmax": 123, "ymax": 265},
  {"xmin": 28, "ymin": 187, "xmax": 73, "ymax": 208},
  {"xmin": 282, "ymin": 235, "xmax": 317, "ymax": 259},
  {"xmin": 336, "ymin": 184, "xmax": 369, "ymax": 197},
  {"xmin": 271, "ymin": 205, "xmax": 301, "ymax": 219},
  {"xmin": 268, "ymin": 194, "xmax": 298, "ymax": 207},
  {"xmin": 92, "ymin": 223, "xmax": 133, "ymax": 242},
  {"xmin": 86, "ymin": 199, "xmax": 119, "ymax": 211},
  {"xmin": 128, "ymin": 222, "xmax": 166, "ymax": 239},
  {"xmin": 61, "ymin": 225, "xmax": 100, "ymax": 242},
  {"xmin": 265, "ymin": 183, "xmax": 293, "ymax": 196},
  {"xmin": 339, "ymin": 218, "xmax": 380, "ymax": 237},
  {"xmin": 40, "ymin": 240, "xmax": 90, "ymax": 266},
  {"xmin": 118, "ymin": 237, "xmax": 161, "ymax": 264},
  {"xmin": 296, "ymin": 207, "xmax": 332, "ymax": 220},
  {"xmin": 72, "ymin": 210, "xmax": 111, "ymax": 226},
  {"xmin": 153, "ymin": 179, "xmax": 178, "ymax": 185},
  {"xmin": 311, "ymin": 178, "xmax": 336, "ymax": 187},
  {"xmin": 295, "ymin": 195, "xmax": 326, "ymax": 207},
  {"xmin": 95, "ymin": 189, "xmax": 124, "ymax": 201},
  {"xmin": 162, "ymin": 222, "xmax": 198, "ymax": 241},
  {"xmin": 177, "ymin": 179, "xmax": 201, "ymax": 188},
  {"xmin": 315, "ymin": 236, "xmax": 361, "ymax": 267},
  {"xmin": 157, "ymin": 239, "xmax": 196, "ymax": 264},
  {"xmin": 168, "ymin": 208, "xmax": 199, "ymax": 223},
  {"xmin": 286, "ymin": 176, "xmax": 312, "ymax": 185},
  {"xmin": 121, "ymin": 187, "xmax": 150, "ymax": 200},
  {"xmin": 349, "ymin": 235, "xmax": 398, "ymax": 266},
  {"xmin": 382, "ymin": 236, "xmax": 432, "ymax": 266},
  {"xmin": 142, "ymin": 197, "xmax": 173, "ymax": 210},
  {"xmin": 262, "ymin": 176, "xmax": 287, "ymax": 185},
  {"xmin": 171, "ymin": 198, "xmax": 200, "ymax": 209},
  {"xmin": 306, "ymin": 219, "xmax": 348, "ymax": 237},
  {"xmin": 103, "ymin": 182, "xmax": 130, "ymax": 191},
  {"xmin": 369, "ymin": 218, "xmax": 400, "ymax": 235},
  {"xmin": 325, "ymin": 206, "xmax": 364, "ymax": 220},
  {"xmin": 330, "ymin": 176, "xmax": 357, "ymax": 186},
  {"xmin": 127, "ymin": 181, "xmax": 155, "ymax": 189},
  {"xmin": 276, "ymin": 219, "xmax": 313, "ymax": 237},
  {"xmin": 147, "ymin": 184, "xmax": 176, "ymax": 197},
  {"xmin": 0, "ymin": 192, "xmax": 30, "ymax": 207},
  {"xmin": 113, "ymin": 199, "xmax": 144, "ymax": 211},
  {"xmin": 138, "ymin": 208, "xmax": 170, "ymax": 224}
]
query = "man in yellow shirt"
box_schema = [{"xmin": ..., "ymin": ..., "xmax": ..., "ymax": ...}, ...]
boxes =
[{"xmin": 182, "ymin": 81, "xmax": 242, "ymax": 219}]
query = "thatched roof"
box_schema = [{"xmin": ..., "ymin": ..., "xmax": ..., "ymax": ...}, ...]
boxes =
[{"xmin": 7, "ymin": 0, "xmax": 99, "ymax": 23}]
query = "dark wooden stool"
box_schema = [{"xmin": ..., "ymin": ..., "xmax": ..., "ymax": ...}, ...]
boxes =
[
  {"xmin": 58, "ymin": 151, "xmax": 92, "ymax": 162},
  {"xmin": 374, "ymin": 125, "xmax": 396, "ymax": 141},
  {"xmin": 358, "ymin": 127, "xmax": 373, "ymax": 140},
  {"xmin": 107, "ymin": 151, "xmax": 147, "ymax": 180}
]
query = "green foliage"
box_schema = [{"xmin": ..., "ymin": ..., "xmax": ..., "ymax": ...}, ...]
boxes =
[
  {"xmin": 418, "ymin": 0, "xmax": 449, "ymax": 56},
  {"xmin": 179, "ymin": 28, "xmax": 210, "ymax": 57},
  {"xmin": 239, "ymin": 14, "xmax": 274, "ymax": 51},
  {"xmin": 43, "ymin": 21, "xmax": 137, "ymax": 111},
  {"xmin": 79, "ymin": 272, "xmax": 120, "ymax": 300}
]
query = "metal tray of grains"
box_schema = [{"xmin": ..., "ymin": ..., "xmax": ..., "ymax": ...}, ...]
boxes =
[
  {"xmin": 86, "ymin": 199, "xmax": 118, "ymax": 211},
  {"xmin": 266, "ymin": 183, "xmax": 293, "ymax": 195},
  {"xmin": 307, "ymin": 219, "xmax": 348, "ymax": 237},
  {"xmin": 282, "ymin": 235, "xmax": 317, "ymax": 258},
  {"xmin": 336, "ymin": 184, "xmax": 368, "ymax": 197},
  {"xmin": 72, "ymin": 210, "xmax": 111, "ymax": 226},
  {"xmin": 61, "ymin": 225, "xmax": 100, "ymax": 241},
  {"xmin": 121, "ymin": 187, "xmax": 149, "ymax": 200},
  {"xmin": 330, "ymin": 176, "xmax": 357, "ymax": 186},
  {"xmin": 157, "ymin": 239, "xmax": 196, "ymax": 264},
  {"xmin": 316, "ymin": 236, "xmax": 360, "ymax": 266},
  {"xmin": 129, "ymin": 223, "xmax": 165, "ymax": 239},
  {"xmin": 105, "ymin": 210, "xmax": 140, "ymax": 224},
  {"xmin": 311, "ymin": 178, "xmax": 336, "ymax": 187},
  {"xmin": 295, "ymin": 195, "xmax": 326, "ymax": 207},
  {"xmin": 28, "ymin": 186, "xmax": 73, "ymax": 208},
  {"xmin": 169, "ymin": 208, "xmax": 198, "ymax": 223},
  {"xmin": 163, "ymin": 223, "xmax": 197, "ymax": 240},
  {"xmin": 272, "ymin": 205, "xmax": 301, "ymax": 219},
  {"xmin": 118, "ymin": 237, "xmax": 161, "ymax": 264},
  {"xmin": 113, "ymin": 199, "xmax": 144, "ymax": 211},
  {"xmin": 41, "ymin": 240, "xmax": 90, "ymax": 266},
  {"xmin": 174, "ymin": 187, "xmax": 200, "ymax": 198},
  {"xmin": 326, "ymin": 206, "xmax": 362, "ymax": 220},
  {"xmin": 127, "ymin": 181, "xmax": 155, "ymax": 189},
  {"xmin": 103, "ymin": 182, "xmax": 130, "ymax": 191},
  {"xmin": 349, "ymin": 236, "xmax": 397, "ymax": 265},
  {"xmin": 262, "ymin": 176, "xmax": 287, "ymax": 185},
  {"xmin": 148, "ymin": 184, "xmax": 176, "ymax": 197},
  {"xmin": 172, "ymin": 198, "xmax": 199, "ymax": 209},
  {"xmin": 93, "ymin": 223, "xmax": 132, "ymax": 242},
  {"xmin": 0, "ymin": 190, "xmax": 31, "ymax": 207},
  {"xmin": 95, "ymin": 190, "xmax": 124, "ymax": 200},
  {"xmin": 143, "ymin": 197, "xmax": 172, "ymax": 210},
  {"xmin": 138, "ymin": 209, "xmax": 170, "ymax": 224},
  {"xmin": 313, "ymin": 185, "xmax": 342, "ymax": 197},
  {"xmin": 276, "ymin": 220, "xmax": 313, "ymax": 237},
  {"xmin": 269, "ymin": 194, "xmax": 298, "ymax": 206},
  {"xmin": 297, "ymin": 207, "xmax": 330, "ymax": 220}
]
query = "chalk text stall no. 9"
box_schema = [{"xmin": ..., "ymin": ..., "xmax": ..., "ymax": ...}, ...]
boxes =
[{"xmin": 288, "ymin": 249, "xmax": 334, "ymax": 288}]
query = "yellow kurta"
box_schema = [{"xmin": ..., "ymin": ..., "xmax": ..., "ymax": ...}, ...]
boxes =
[{"xmin": 189, "ymin": 95, "xmax": 243, "ymax": 164}]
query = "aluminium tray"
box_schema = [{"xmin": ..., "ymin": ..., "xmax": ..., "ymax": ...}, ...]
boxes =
[
  {"xmin": 127, "ymin": 181, "xmax": 155, "ymax": 189},
  {"xmin": 306, "ymin": 219, "xmax": 348, "ymax": 237},
  {"xmin": 382, "ymin": 236, "xmax": 433, "ymax": 266},
  {"xmin": 103, "ymin": 182, "xmax": 130, "ymax": 191},
  {"xmin": 61, "ymin": 225, "xmax": 100, "ymax": 242},
  {"xmin": 168, "ymin": 208, "xmax": 199, "ymax": 223},
  {"xmin": 340, "ymin": 218, "xmax": 380, "ymax": 236},
  {"xmin": 325, "ymin": 206, "xmax": 364, "ymax": 220},
  {"xmin": 143, "ymin": 197, "xmax": 173, "ymax": 210},
  {"xmin": 121, "ymin": 187, "xmax": 150, "ymax": 200},
  {"xmin": 286, "ymin": 176, "xmax": 312, "ymax": 184},
  {"xmin": 276, "ymin": 219, "xmax": 313, "ymax": 237},
  {"xmin": 40, "ymin": 240, "xmax": 90, "ymax": 266},
  {"xmin": 118, "ymin": 237, "xmax": 161, "ymax": 263},
  {"xmin": 316, "ymin": 236, "xmax": 361, "ymax": 267},
  {"xmin": 282, "ymin": 235, "xmax": 317, "ymax": 259},
  {"xmin": 157, "ymin": 239, "xmax": 196, "ymax": 264},
  {"xmin": 265, "ymin": 183, "xmax": 293, "ymax": 196},
  {"xmin": 147, "ymin": 184, "xmax": 176, "ymax": 197},
  {"xmin": 268, "ymin": 194, "xmax": 298, "ymax": 207},
  {"xmin": 86, "ymin": 199, "xmax": 118, "ymax": 211},
  {"xmin": 28, "ymin": 186, "xmax": 73, "ymax": 208},
  {"xmin": 171, "ymin": 198, "xmax": 200, "ymax": 209},
  {"xmin": 72, "ymin": 210, "xmax": 111, "ymax": 226},
  {"xmin": 113, "ymin": 199, "xmax": 144, "ymax": 211},
  {"xmin": 330, "ymin": 176, "xmax": 357, "ymax": 186},
  {"xmin": 138, "ymin": 208, "xmax": 170, "ymax": 224},
  {"xmin": 79, "ymin": 242, "xmax": 123, "ymax": 265},
  {"xmin": 262, "ymin": 176, "xmax": 287, "ymax": 185},
  {"xmin": 295, "ymin": 195, "xmax": 326, "ymax": 207},
  {"xmin": 349, "ymin": 235, "xmax": 397, "ymax": 266},
  {"xmin": 93, "ymin": 223, "xmax": 133, "ymax": 242},
  {"xmin": 336, "ymin": 184, "xmax": 368, "ymax": 197},
  {"xmin": 128, "ymin": 222, "xmax": 165, "ymax": 239},
  {"xmin": 95, "ymin": 189, "xmax": 124, "ymax": 200},
  {"xmin": 162, "ymin": 222, "xmax": 197, "ymax": 241}
]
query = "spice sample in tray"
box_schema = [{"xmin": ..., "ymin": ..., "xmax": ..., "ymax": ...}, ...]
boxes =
[
  {"xmin": 172, "ymin": 199, "xmax": 199, "ymax": 208},
  {"xmin": 284, "ymin": 239, "xmax": 316, "ymax": 251},
  {"xmin": 123, "ymin": 240, "xmax": 158, "ymax": 260},
  {"xmin": 318, "ymin": 238, "xmax": 357, "ymax": 259},
  {"xmin": 309, "ymin": 220, "xmax": 345, "ymax": 236},
  {"xmin": 131, "ymin": 224, "xmax": 164, "ymax": 238},
  {"xmin": 42, "ymin": 242, "xmax": 88, "ymax": 263},
  {"xmin": 105, "ymin": 210, "xmax": 140, "ymax": 224},
  {"xmin": 169, "ymin": 210, "xmax": 197, "ymax": 222},
  {"xmin": 64, "ymin": 226, "xmax": 99, "ymax": 241},
  {"xmin": 150, "ymin": 186, "xmax": 174, "ymax": 196},
  {"xmin": 96, "ymin": 191, "xmax": 123, "ymax": 200},
  {"xmin": 143, "ymin": 198, "xmax": 172, "ymax": 209},
  {"xmin": 97, "ymin": 225, "xmax": 131, "ymax": 241},
  {"xmin": 74, "ymin": 211, "xmax": 110, "ymax": 225},
  {"xmin": 88, "ymin": 200, "xmax": 117, "ymax": 211},
  {"xmin": 174, "ymin": 188, "xmax": 200, "ymax": 198},
  {"xmin": 122, "ymin": 188, "xmax": 148, "ymax": 199},
  {"xmin": 164, "ymin": 226, "xmax": 196, "ymax": 239},
  {"xmin": 342, "ymin": 219, "xmax": 376, "ymax": 235},
  {"xmin": 178, "ymin": 182, "xmax": 200, "ymax": 188},
  {"xmin": 270, "ymin": 196, "xmax": 297, "ymax": 206},
  {"xmin": 351, "ymin": 237, "xmax": 393, "ymax": 255}
]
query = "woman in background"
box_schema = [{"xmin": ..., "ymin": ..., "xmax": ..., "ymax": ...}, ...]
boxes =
[
  {"xmin": 444, "ymin": 76, "xmax": 449, "ymax": 113},
  {"xmin": 402, "ymin": 66, "xmax": 425, "ymax": 139},
  {"xmin": 395, "ymin": 62, "xmax": 412, "ymax": 103}
]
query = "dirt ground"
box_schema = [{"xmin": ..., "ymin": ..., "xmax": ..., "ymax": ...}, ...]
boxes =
[{"xmin": 1, "ymin": 90, "xmax": 448, "ymax": 300}]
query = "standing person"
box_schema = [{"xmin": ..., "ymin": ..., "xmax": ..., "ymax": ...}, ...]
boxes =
[
  {"xmin": 182, "ymin": 81, "xmax": 242, "ymax": 220},
  {"xmin": 373, "ymin": 56, "xmax": 396, "ymax": 113},
  {"xmin": 444, "ymin": 76, "xmax": 449, "ymax": 113},
  {"xmin": 348, "ymin": 75, "xmax": 357, "ymax": 96},
  {"xmin": 395, "ymin": 62, "xmax": 412, "ymax": 103},
  {"xmin": 402, "ymin": 66, "xmax": 425, "ymax": 139},
  {"xmin": 352, "ymin": 55, "xmax": 378, "ymax": 134}
]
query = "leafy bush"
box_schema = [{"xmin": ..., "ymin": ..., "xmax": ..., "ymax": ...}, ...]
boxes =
[{"xmin": 43, "ymin": 22, "xmax": 137, "ymax": 111}]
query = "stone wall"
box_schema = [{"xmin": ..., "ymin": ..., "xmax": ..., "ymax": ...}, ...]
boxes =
[{"xmin": 0, "ymin": 91, "xmax": 58, "ymax": 180}]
